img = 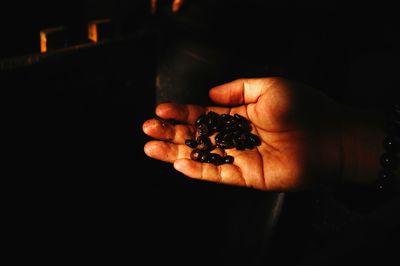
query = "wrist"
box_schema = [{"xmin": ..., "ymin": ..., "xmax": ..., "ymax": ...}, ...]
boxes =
[{"xmin": 340, "ymin": 107, "xmax": 386, "ymax": 186}]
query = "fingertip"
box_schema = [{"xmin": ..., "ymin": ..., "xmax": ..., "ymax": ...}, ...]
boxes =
[
  {"xmin": 144, "ymin": 141, "xmax": 163, "ymax": 158},
  {"xmin": 143, "ymin": 141, "xmax": 154, "ymax": 157},
  {"xmin": 155, "ymin": 103, "xmax": 166, "ymax": 117},
  {"xmin": 142, "ymin": 119, "xmax": 153, "ymax": 134},
  {"xmin": 208, "ymin": 85, "xmax": 224, "ymax": 103},
  {"xmin": 209, "ymin": 79, "xmax": 245, "ymax": 105},
  {"xmin": 155, "ymin": 102, "xmax": 175, "ymax": 118}
]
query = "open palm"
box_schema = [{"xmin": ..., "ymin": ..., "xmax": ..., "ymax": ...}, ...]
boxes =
[{"xmin": 143, "ymin": 77, "xmax": 343, "ymax": 191}]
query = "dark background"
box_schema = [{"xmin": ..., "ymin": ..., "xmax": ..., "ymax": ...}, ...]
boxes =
[{"xmin": 2, "ymin": 0, "xmax": 400, "ymax": 265}]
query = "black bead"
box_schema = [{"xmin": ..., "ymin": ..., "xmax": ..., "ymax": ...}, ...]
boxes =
[
  {"xmin": 383, "ymin": 136, "xmax": 399, "ymax": 152},
  {"xmin": 377, "ymin": 170, "xmax": 395, "ymax": 192},
  {"xmin": 378, "ymin": 169, "xmax": 394, "ymax": 182},
  {"xmin": 377, "ymin": 104, "xmax": 400, "ymax": 193},
  {"xmin": 380, "ymin": 153, "xmax": 397, "ymax": 169}
]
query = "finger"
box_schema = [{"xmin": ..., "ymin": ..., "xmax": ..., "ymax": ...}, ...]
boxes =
[
  {"xmin": 156, "ymin": 103, "xmax": 229, "ymax": 125},
  {"xmin": 209, "ymin": 78, "xmax": 277, "ymax": 106},
  {"xmin": 144, "ymin": 141, "xmax": 191, "ymax": 163},
  {"xmin": 142, "ymin": 118, "xmax": 195, "ymax": 144},
  {"xmin": 173, "ymin": 159, "xmax": 246, "ymax": 187}
]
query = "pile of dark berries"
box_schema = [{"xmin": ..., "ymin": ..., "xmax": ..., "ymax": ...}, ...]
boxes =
[{"xmin": 185, "ymin": 111, "xmax": 261, "ymax": 166}]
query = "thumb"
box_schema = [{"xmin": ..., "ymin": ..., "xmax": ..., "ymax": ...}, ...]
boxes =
[{"xmin": 208, "ymin": 78, "xmax": 271, "ymax": 106}]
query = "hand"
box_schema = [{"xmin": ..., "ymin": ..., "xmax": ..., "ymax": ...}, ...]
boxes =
[{"xmin": 143, "ymin": 77, "xmax": 347, "ymax": 191}]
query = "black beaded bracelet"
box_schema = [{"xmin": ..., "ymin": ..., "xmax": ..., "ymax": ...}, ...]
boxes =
[{"xmin": 377, "ymin": 104, "xmax": 400, "ymax": 192}]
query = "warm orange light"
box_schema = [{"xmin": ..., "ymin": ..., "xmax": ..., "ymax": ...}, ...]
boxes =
[
  {"xmin": 88, "ymin": 19, "xmax": 112, "ymax": 43},
  {"xmin": 172, "ymin": 0, "xmax": 184, "ymax": 13},
  {"xmin": 88, "ymin": 23, "xmax": 98, "ymax": 43},
  {"xmin": 40, "ymin": 32, "xmax": 47, "ymax": 53},
  {"xmin": 39, "ymin": 27, "xmax": 65, "ymax": 53}
]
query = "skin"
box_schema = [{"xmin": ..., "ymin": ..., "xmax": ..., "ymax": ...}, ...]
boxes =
[{"xmin": 142, "ymin": 77, "xmax": 386, "ymax": 191}]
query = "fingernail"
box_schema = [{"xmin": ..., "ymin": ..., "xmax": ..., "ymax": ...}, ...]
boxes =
[{"xmin": 144, "ymin": 143, "xmax": 154, "ymax": 156}]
